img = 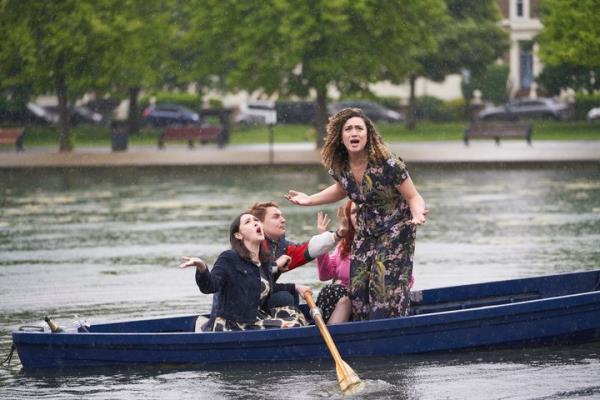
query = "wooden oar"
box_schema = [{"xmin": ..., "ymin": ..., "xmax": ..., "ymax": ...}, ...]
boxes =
[{"xmin": 303, "ymin": 291, "xmax": 363, "ymax": 394}]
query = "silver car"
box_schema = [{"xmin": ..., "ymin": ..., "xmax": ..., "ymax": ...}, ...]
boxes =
[{"xmin": 478, "ymin": 98, "xmax": 571, "ymax": 121}]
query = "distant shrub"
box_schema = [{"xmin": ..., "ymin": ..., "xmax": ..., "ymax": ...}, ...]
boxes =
[
  {"xmin": 573, "ymin": 93, "xmax": 600, "ymax": 120},
  {"xmin": 444, "ymin": 98, "xmax": 468, "ymax": 121},
  {"xmin": 463, "ymin": 64, "xmax": 509, "ymax": 105},
  {"xmin": 140, "ymin": 92, "xmax": 201, "ymax": 111},
  {"xmin": 377, "ymin": 97, "xmax": 403, "ymax": 112},
  {"xmin": 414, "ymin": 96, "xmax": 466, "ymax": 122},
  {"xmin": 207, "ymin": 98, "xmax": 224, "ymax": 109}
]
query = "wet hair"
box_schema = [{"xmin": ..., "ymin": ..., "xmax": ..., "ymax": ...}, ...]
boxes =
[
  {"xmin": 320, "ymin": 108, "xmax": 391, "ymax": 175},
  {"xmin": 339, "ymin": 200, "xmax": 356, "ymax": 260},
  {"xmin": 229, "ymin": 213, "xmax": 271, "ymax": 265},
  {"xmin": 248, "ymin": 201, "xmax": 280, "ymax": 222}
]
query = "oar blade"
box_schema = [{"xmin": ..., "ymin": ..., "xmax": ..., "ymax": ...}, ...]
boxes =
[{"xmin": 336, "ymin": 359, "xmax": 364, "ymax": 395}]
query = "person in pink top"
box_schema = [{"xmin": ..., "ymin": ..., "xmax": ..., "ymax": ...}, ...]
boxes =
[{"xmin": 315, "ymin": 200, "xmax": 356, "ymax": 324}]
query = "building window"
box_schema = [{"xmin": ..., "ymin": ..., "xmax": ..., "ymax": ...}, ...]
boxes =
[{"xmin": 516, "ymin": 0, "xmax": 525, "ymax": 17}]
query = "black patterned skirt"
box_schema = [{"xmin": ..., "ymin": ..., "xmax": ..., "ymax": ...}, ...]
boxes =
[{"xmin": 316, "ymin": 283, "xmax": 350, "ymax": 322}]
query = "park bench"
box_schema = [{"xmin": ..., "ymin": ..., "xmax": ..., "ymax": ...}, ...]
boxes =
[
  {"xmin": 463, "ymin": 121, "xmax": 533, "ymax": 146},
  {"xmin": 0, "ymin": 127, "xmax": 25, "ymax": 152},
  {"xmin": 158, "ymin": 125, "xmax": 225, "ymax": 149}
]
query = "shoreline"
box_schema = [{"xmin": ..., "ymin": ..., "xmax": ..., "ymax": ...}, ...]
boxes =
[{"xmin": 1, "ymin": 140, "xmax": 599, "ymax": 168}]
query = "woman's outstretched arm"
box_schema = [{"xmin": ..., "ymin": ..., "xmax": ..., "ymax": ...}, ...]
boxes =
[
  {"xmin": 396, "ymin": 177, "xmax": 428, "ymax": 225},
  {"xmin": 285, "ymin": 182, "xmax": 346, "ymax": 206}
]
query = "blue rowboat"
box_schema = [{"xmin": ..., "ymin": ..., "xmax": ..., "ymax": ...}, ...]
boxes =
[{"xmin": 12, "ymin": 269, "xmax": 600, "ymax": 369}]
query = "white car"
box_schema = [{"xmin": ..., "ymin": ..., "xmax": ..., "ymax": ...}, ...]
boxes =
[
  {"xmin": 235, "ymin": 101, "xmax": 277, "ymax": 125},
  {"xmin": 587, "ymin": 107, "xmax": 600, "ymax": 121}
]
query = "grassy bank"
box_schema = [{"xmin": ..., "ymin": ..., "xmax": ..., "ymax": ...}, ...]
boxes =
[
  {"xmin": 6, "ymin": 120, "xmax": 600, "ymax": 149},
  {"xmin": 233, "ymin": 121, "xmax": 600, "ymax": 144}
]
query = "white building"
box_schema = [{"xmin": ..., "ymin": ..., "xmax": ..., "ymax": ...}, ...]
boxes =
[{"xmin": 497, "ymin": 0, "xmax": 543, "ymax": 98}]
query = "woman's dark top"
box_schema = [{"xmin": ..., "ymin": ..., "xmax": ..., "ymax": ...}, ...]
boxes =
[{"xmin": 195, "ymin": 249, "xmax": 296, "ymax": 324}]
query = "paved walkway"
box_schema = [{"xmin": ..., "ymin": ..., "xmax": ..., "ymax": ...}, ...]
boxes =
[{"xmin": 1, "ymin": 141, "xmax": 599, "ymax": 168}]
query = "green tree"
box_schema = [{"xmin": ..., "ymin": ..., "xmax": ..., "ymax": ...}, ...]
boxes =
[
  {"xmin": 185, "ymin": 0, "xmax": 445, "ymax": 147},
  {"xmin": 101, "ymin": 0, "xmax": 177, "ymax": 134},
  {"xmin": 404, "ymin": 0, "xmax": 509, "ymax": 129},
  {"xmin": 539, "ymin": 0, "xmax": 600, "ymax": 69},
  {"xmin": 0, "ymin": 0, "xmax": 117, "ymax": 151},
  {"xmin": 537, "ymin": 63, "xmax": 600, "ymax": 96}
]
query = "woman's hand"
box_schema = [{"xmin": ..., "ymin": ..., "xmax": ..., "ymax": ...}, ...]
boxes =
[
  {"xmin": 317, "ymin": 211, "xmax": 330, "ymax": 234},
  {"xmin": 294, "ymin": 284, "xmax": 312, "ymax": 298},
  {"xmin": 275, "ymin": 255, "xmax": 292, "ymax": 272},
  {"xmin": 335, "ymin": 205, "xmax": 349, "ymax": 238},
  {"xmin": 410, "ymin": 208, "xmax": 429, "ymax": 225},
  {"xmin": 178, "ymin": 256, "xmax": 208, "ymax": 272},
  {"xmin": 285, "ymin": 190, "xmax": 311, "ymax": 205}
]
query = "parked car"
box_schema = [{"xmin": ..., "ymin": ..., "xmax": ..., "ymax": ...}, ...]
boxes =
[
  {"xmin": 44, "ymin": 105, "xmax": 103, "ymax": 125},
  {"xmin": 328, "ymin": 100, "xmax": 404, "ymax": 123},
  {"xmin": 26, "ymin": 102, "xmax": 59, "ymax": 124},
  {"xmin": 587, "ymin": 107, "xmax": 600, "ymax": 121},
  {"xmin": 142, "ymin": 104, "xmax": 200, "ymax": 127},
  {"xmin": 478, "ymin": 98, "xmax": 571, "ymax": 121},
  {"xmin": 234, "ymin": 101, "xmax": 276, "ymax": 125},
  {"xmin": 275, "ymin": 100, "xmax": 316, "ymax": 124}
]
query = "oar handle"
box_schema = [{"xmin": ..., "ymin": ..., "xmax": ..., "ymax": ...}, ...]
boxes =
[
  {"xmin": 303, "ymin": 291, "xmax": 344, "ymax": 365},
  {"xmin": 304, "ymin": 290, "xmax": 318, "ymax": 309}
]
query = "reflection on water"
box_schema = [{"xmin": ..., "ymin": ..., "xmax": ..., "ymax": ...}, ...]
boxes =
[{"xmin": 1, "ymin": 163, "xmax": 599, "ymax": 399}]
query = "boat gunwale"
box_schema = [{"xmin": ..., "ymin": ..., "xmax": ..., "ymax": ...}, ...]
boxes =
[{"xmin": 12, "ymin": 289, "xmax": 600, "ymax": 346}]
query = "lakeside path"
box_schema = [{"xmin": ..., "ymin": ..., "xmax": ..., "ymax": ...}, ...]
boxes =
[{"xmin": 1, "ymin": 140, "xmax": 599, "ymax": 168}]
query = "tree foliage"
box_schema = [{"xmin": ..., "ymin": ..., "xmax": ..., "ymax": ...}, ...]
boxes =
[
  {"xmin": 405, "ymin": 0, "xmax": 509, "ymax": 128},
  {"xmin": 0, "ymin": 0, "xmax": 117, "ymax": 150},
  {"xmin": 0, "ymin": 0, "xmax": 516, "ymax": 148},
  {"xmin": 537, "ymin": 63, "xmax": 600, "ymax": 96},
  {"xmin": 184, "ymin": 0, "xmax": 446, "ymax": 146},
  {"xmin": 101, "ymin": 0, "xmax": 177, "ymax": 134},
  {"xmin": 539, "ymin": 0, "xmax": 600, "ymax": 69}
]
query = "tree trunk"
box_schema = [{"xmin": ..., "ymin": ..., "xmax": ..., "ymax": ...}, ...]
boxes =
[
  {"xmin": 465, "ymin": 102, "xmax": 472, "ymax": 121},
  {"xmin": 127, "ymin": 87, "xmax": 141, "ymax": 134},
  {"xmin": 405, "ymin": 74, "xmax": 417, "ymax": 130},
  {"xmin": 315, "ymin": 86, "xmax": 328, "ymax": 148},
  {"xmin": 56, "ymin": 66, "xmax": 72, "ymax": 152}
]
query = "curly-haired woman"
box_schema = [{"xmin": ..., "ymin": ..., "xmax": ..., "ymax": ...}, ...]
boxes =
[{"xmin": 286, "ymin": 108, "xmax": 427, "ymax": 320}]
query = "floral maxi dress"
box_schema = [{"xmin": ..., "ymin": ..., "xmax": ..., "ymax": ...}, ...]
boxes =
[{"xmin": 329, "ymin": 156, "xmax": 416, "ymax": 320}]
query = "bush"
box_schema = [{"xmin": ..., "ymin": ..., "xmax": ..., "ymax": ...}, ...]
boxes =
[
  {"xmin": 444, "ymin": 98, "xmax": 468, "ymax": 121},
  {"xmin": 377, "ymin": 97, "xmax": 403, "ymax": 112},
  {"xmin": 414, "ymin": 96, "xmax": 466, "ymax": 122},
  {"xmin": 463, "ymin": 64, "xmax": 509, "ymax": 105},
  {"xmin": 139, "ymin": 91, "xmax": 201, "ymax": 111},
  {"xmin": 573, "ymin": 93, "xmax": 600, "ymax": 120},
  {"xmin": 207, "ymin": 98, "xmax": 223, "ymax": 109}
]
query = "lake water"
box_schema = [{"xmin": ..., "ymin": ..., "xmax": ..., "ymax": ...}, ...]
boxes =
[{"xmin": 1, "ymin": 163, "xmax": 599, "ymax": 399}]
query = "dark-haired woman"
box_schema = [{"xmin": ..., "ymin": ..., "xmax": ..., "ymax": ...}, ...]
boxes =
[
  {"xmin": 179, "ymin": 213, "xmax": 311, "ymax": 331},
  {"xmin": 286, "ymin": 108, "xmax": 427, "ymax": 320}
]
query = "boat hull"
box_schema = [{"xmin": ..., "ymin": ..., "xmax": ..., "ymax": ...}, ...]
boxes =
[{"xmin": 12, "ymin": 270, "xmax": 600, "ymax": 369}]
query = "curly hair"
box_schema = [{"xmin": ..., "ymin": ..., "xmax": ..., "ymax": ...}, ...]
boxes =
[{"xmin": 320, "ymin": 108, "xmax": 390, "ymax": 175}]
